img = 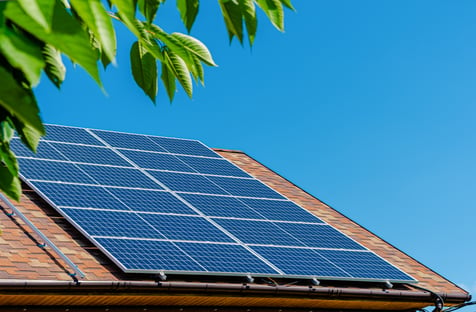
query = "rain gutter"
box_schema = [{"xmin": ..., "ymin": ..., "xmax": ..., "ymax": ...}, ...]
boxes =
[{"xmin": 0, "ymin": 280, "xmax": 471, "ymax": 304}]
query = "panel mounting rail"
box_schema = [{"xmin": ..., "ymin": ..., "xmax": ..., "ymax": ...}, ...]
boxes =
[{"xmin": 0, "ymin": 192, "xmax": 85, "ymax": 280}]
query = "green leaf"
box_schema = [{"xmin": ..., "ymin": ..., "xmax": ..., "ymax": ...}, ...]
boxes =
[
  {"xmin": 188, "ymin": 53, "xmax": 204, "ymax": 84},
  {"xmin": 146, "ymin": 24, "xmax": 196, "ymax": 68},
  {"xmin": 138, "ymin": 0, "xmax": 162, "ymax": 24},
  {"xmin": 5, "ymin": 0, "xmax": 101, "ymax": 85},
  {"xmin": 163, "ymin": 49, "xmax": 192, "ymax": 98},
  {"xmin": 0, "ymin": 66, "xmax": 44, "ymax": 135},
  {"xmin": 42, "ymin": 44, "xmax": 66, "ymax": 89},
  {"xmin": 130, "ymin": 41, "xmax": 158, "ymax": 103},
  {"xmin": 239, "ymin": 0, "xmax": 257, "ymax": 45},
  {"xmin": 10, "ymin": 116, "xmax": 42, "ymax": 153},
  {"xmin": 140, "ymin": 38, "xmax": 164, "ymax": 61},
  {"xmin": 176, "ymin": 0, "xmax": 199, "ymax": 33},
  {"xmin": 0, "ymin": 120, "xmax": 14, "ymax": 143},
  {"xmin": 218, "ymin": 0, "xmax": 244, "ymax": 44},
  {"xmin": 0, "ymin": 26, "xmax": 45, "ymax": 87},
  {"xmin": 0, "ymin": 2, "xmax": 6, "ymax": 25},
  {"xmin": 279, "ymin": 0, "xmax": 295, "ymax": 11},
  {"xmin": 0, "ymin": 142, "xmax": 18, "ymax": 177},
  {"xmin": 161, "ymin": 61, "xmax": 176, "ymax": 102},
  {"xmin": 16, "ymin": 0, "xmax": 54, "ymax": 32},
  {"xmin": 0, "ymin": 164, "xmax": 21, "ymax": 201},
  {"xmin": 110, "ymin": 0, "xmax": 141, "ymax": 37},
  {"xmin": 70, "ymin": 0, "xmax": 117, "ymax": 64},
  {"xmin": 255, "ymin": 0, "xmax": 284, "ymax": 31},
  {"xmin": 170, "ymin": 32, "xmax": 217, "ymax": 67},
  {"xmin": 146, "ymin": 25, "xmax": 185, "ymax": 54}
]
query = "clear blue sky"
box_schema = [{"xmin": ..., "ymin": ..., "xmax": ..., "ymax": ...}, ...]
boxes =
[{"xmin": 35, "ymin": 0, "xmax": 475, "ymax": 301}]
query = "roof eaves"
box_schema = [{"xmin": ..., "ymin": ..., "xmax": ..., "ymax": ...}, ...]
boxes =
[{"xmin": 0, "ymin": 279, "xmax": 470, "ymax": 309}]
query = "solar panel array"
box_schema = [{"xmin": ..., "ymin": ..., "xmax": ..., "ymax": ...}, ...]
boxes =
[{"xmin": 12, "ymin": 125, "xmax": 416, "ymax": 282}]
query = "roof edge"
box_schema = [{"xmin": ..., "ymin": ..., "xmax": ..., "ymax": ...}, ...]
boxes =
[{"xmin": 0, "ymin": 280, "xmax": 470, "ymax": 304}]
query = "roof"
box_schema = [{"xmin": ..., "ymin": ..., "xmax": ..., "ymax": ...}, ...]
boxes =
[{"xmin": 0, "ymin": 148, "xmax": 470, "ymax": 311}]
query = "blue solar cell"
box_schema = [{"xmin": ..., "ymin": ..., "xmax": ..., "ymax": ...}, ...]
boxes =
[
  {"xmin": 179, "ymin": 194, "xmax": 264, "ymax": 219},
  {"xmin": 50, "ymin": 143, "xmax": 133, "ymax": 166},
  {"xmin": 33, "ymin": 182, "xmax": 130, "ymax": 210},
  {"xmin": 119, "ymin": 149, "xmax": 194, "ymax": 172},
  {"xmin": 11, "ymin": 139, "xmax": 67, "ymax": 160},
  {"xmin": 213, "ymin": 219, "xmax": 304, "ymax": 246},
  {"xmin": 316, "ymin": 250, "xmax": 413, "ymax": 280},
  {"xmin": 95, "ymin": 238, "xmax": 205, "ymax": 272},
  {"xmin": 176, "ymin": 155, "xmax": 251, "ymax": 177},
  {"xmin": 276, "ymin": 223, "xmax": 365, "ymax": 250},
  {"xmin": 176, "ymin": 242, "xmax": 278, "ymax": 274},
  {"xmin": 140, "ymin": 214, "xmax": 234, "ymax": 243},
  {"xmin": 44, "ymin": 125, "xmax": 104, "ymax": 145},
  {"xmin": 251, "ymin": 246, "xmax": 350, "ymax": 277},
  {"xmin": 62, "ymin": 208, "xmax": 165, "ymax": 239},
  {"xmin": 147, "ymin": 171, "xmax": 227, "ymax": 194},
  {"xmin": 148, "ymin": 136, "xmax": 219, "ymax": 158},
  {"xmin": 241, "ymin": 198, "xmax": 324, "ymax": 222},
  {"xmin": 107, "ymin": 188, "xmax": 197, "ymax": 214},
  {"xmin": 18, "ymin": 159, "xmax": 96, "ymax": 184},
  {"xmin": 90, "ymin": 130, "xmax": 166, "ymax": 152},
  {"xmin": 15, "ymin": 125, "xmax": 416, "ymax": 282},
  {"xmin": 78, "ymin": 164, "xmax": 163, "ymax": 189},
  {"xmin": 207, "ymin": 176, "xmax": 285, "ymax": 199}
]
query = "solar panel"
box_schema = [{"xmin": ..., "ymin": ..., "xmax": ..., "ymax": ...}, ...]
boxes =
[
  {"xmin": 13, "ymin": 124, "xmax": 416, "ymax": 283},
  {"xmin": 50, "ymin": 143, "xmax": 133, "ymax": 167},
  {"xmin": 119, "ymin": 149, "xmax": 194, "ymax": 172},
  {"xmin": 10, "ymin": 139, "xmax": 67, "ymax": 160},
  {"xmin": 44, "ymin": 124, "xmax": 105, "ymax": 145},
  {"xmin": 106, "ymin": 188, "xmax": 197, "ymax": 214},
  {"xmin": 33, "ymin": 182, "xmax": 130, "ymax": 210},
  {"xmin": 18, "ymin": 158, "xmax": 96, "ymax": 184},
  {"xmin": 179, "ymin": 194, "xmax": 265, "ymax": 219},
  {"xmin": 61, "ymin": 208, "xmax": 166, "ymax": 239}
]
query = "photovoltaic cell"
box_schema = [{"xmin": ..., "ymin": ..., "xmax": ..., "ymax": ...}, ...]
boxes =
[
  {"xmin": 240, "ymin": 198, "xmax": 324, "ymax": 222},
  {"xmin": 106, "ymin": 188, "xmax": 197, "ymax": 214},
  {"xmin": 147, "ymin": 171, "xmax": 227, "ymax": 194},
  {"xmin": 213, "ymin": 219, "xmax": 304, "ymax": 246},
  {"xmin": 12, "ymin": 124, "xmax": 416, "ymax": 283},
  {"xmin": 44, "ymin": 125, "xmax": 104, "ymax": 145},
  {"xmin": 119, "ymin": 149, "xmax": 194, "ymax": 172},
  {"xmin": 207, "ymin": 176, "xmax": 285, "ymax": 199},
  {"xmin": 176, "ymin": 242, "xmax": 278, "ymax": 274},
  {"xmin": 140, "ymin": 214, "xmax": 234, "ymax": 243},
  {"xmin": 179, "ymin": 194, "xmax": 264, "ymax": 219},
  {"xmin": 90, "ymin": 129, "xmax": 167, "ymax": 152},
  {"xmin": 251, "ymin": 246, "xmax": 349, "ymax": 277},
  {"xmin": 316, "ymin": 249, "xmax": 412, "ymax": 280},
  {"xmin": 95, "ymin": 238, "xmax": 205, "ymax": 272},
  {"xmin": 275, "ymin": 223, "xmax": 365, "ymax": 250},
  {"xmin": 50, "ymin": 143, "xmax": 133, "ymax": 166},
  {"xmin": 62, "ymin": 208, "xmax": 165, "ymax": 239},
  {"xmin": 176, "ymin": 155, "xmax": 251, "ymax": 177},
  {"xmin": 78, "ymin": 164, "xmax": 163, "ymax": 189},
  {"xmin": 18, "ymin": 158, "xmax": 96, "ymax": 184},
  {"xmin": 11, "ymin": 139, "xmax": 67, "ymax": 160},
  {"xmin": 148, "ymin": 136, "xmax": 219, "ymax": 158},
  {"xmin": 33, "ymin": 182, "xmax": 130, "ymax": 210}
]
